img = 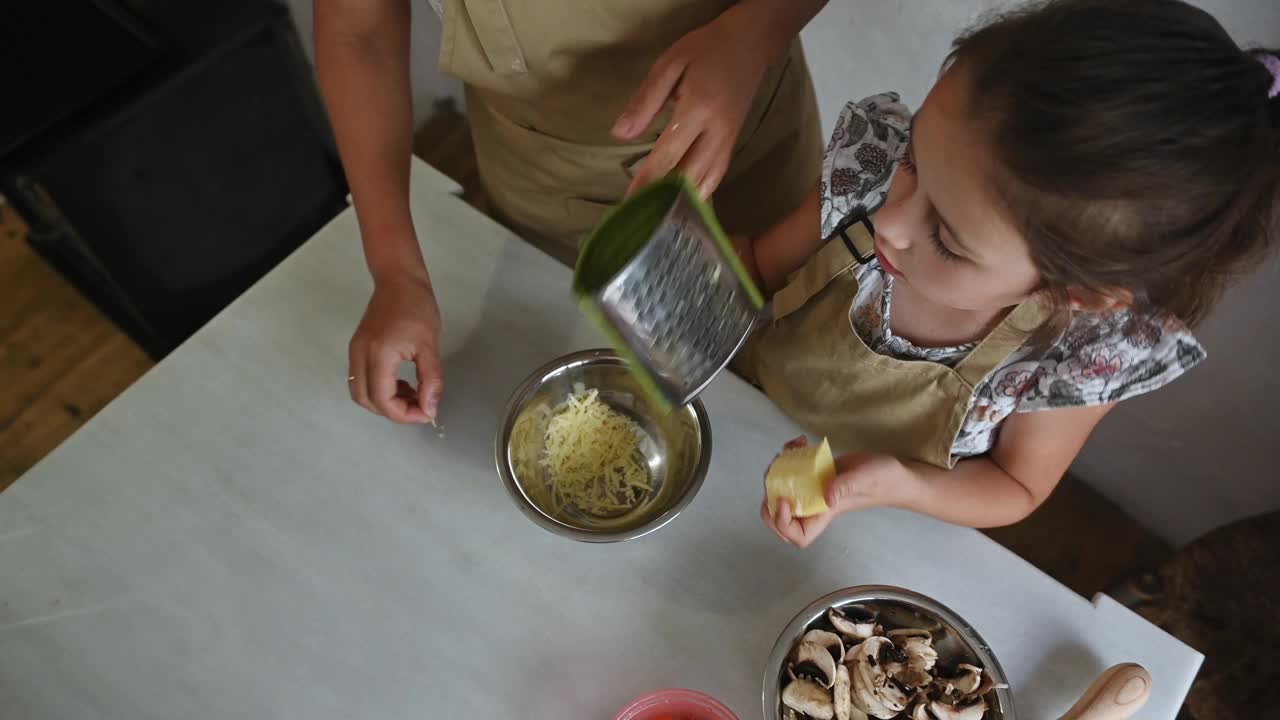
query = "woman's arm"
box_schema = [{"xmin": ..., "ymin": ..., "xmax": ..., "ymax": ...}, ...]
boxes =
[
  {"xmin": 764, "ymin": 403, "xmax": 1115, "ymax": 546},
  {"xmin": 315, "ymin": 0, "xmax": 446, "ymax": 424},
  {"xmin": 736, "ymin": 182, "xmax": 825, "ymax": 295},
  {"xmin": 315, "ymin": 0, "xmax": 421, "ymax": 281}
]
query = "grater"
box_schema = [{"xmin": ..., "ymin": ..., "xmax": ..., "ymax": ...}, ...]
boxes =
[{"xmin": 573, "ymin": 175, "xmax": 765, "ymax": 413}]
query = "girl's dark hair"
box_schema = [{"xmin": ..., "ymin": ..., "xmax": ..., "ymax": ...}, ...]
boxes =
[{"xmin": 948, "ymin": 0, "xmax": 1279, "ymax": 325}]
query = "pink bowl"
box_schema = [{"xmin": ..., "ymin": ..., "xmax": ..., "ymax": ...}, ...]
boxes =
[{"xmin": 612, "ymin": 689, "xmax": 739, "ymax": 720}]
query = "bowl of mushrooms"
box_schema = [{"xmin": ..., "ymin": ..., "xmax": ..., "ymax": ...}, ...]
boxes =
[{"xmin": 763, "ymin": 586, "xmax": 1013, "ymax": 720}]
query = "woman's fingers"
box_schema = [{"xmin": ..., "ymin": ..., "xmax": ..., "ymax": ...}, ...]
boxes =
[
  {"xmin": 626, "ymin": 117, "xmax": 702, "ymax": 195},
  {"xmin": 348, "ymin": 339, "xmax": 374, "ymax": 412},
  {"xmin": 369, "ymin": 350, "xmax": 418, "ymax": 423},
  {"xmin": 613, "ymin": 53, "xmax": 686, "ymax": 140}
]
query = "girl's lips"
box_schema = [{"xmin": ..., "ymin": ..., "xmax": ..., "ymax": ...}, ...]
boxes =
[{"xmin": 874, "ymin": 239, "xmax": 902, "ymax": 277}]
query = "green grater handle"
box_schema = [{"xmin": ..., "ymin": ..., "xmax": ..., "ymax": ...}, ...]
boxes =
[
  {"xmin": 572, "ymin": 174, "xmax": 764, "ymax": 412},
  {"xmin": 676, "ymin": 177, "xmax": 765, "ymax": 310}
]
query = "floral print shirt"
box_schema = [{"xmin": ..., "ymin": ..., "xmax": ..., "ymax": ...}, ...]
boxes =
[{"xmin": 820, "ymin": 94, "xmax": 1207, "ymax": 459}]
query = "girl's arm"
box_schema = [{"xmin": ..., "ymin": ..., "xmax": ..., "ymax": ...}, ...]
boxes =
[
  {"xmin": 764, "ymin": 403, "xmax": 1115, "ymax": 546},
  {"xmin": 734, "ymin": 182, "xmax": 825, "ymax": 295},
  {"xmin": 888, "ymin": 402, "xmax": 1115, "ymax": 527}
]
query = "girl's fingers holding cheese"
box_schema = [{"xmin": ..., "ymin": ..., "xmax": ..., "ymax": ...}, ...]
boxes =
[{"xmin": 783, "ymin": 435, "xmax": 809, "ymax": 450}]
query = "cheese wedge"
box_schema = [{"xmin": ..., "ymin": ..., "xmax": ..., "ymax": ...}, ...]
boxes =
[{"xmin": 766, "ymin": 437, "xmax": 835, "ymax": 518}]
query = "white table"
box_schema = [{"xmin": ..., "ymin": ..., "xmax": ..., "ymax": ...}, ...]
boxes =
[{"xmin": 0, "ymin": 160, "xmax": 1200, "ymax": 719}]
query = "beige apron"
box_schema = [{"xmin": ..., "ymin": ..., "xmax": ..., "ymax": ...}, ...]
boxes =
[
  {"xmin": 738, "ymin": 219, "xmax": 1051, "ymax": 469},
  {"xmin": 438, "ymin": 0, "xmax": 824, "ymax": 248}
]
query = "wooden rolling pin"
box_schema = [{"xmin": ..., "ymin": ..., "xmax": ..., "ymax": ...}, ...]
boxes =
[{"xmin": 1058, "ymin": 663, "xmax": 1153, "ymax": 720}]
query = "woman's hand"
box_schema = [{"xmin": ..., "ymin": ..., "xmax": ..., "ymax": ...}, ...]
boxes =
[
  {"xmin": 613, "ymin": 0, "xmax": 826, "ymax": 197},
  {"xmin": 348, "ymin": 268, "xmax": 443, "ymax": 424},
  {"xmin": 612, "ymin": 6, "xmax": 781, "ymax": 198},
  {"xmin": 760, "ymin": 436, "xmax": 905, "ymax": 548}
]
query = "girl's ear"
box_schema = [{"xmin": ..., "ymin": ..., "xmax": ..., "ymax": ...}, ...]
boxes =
[{"xmin": 1066, "ymin": 287, "xmax": 1135, "ymax": 312}]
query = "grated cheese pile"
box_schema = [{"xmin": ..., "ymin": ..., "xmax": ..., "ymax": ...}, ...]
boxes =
[{"xmin": 541, "ymin": 388, "xmax": 652, "ymax": 516}]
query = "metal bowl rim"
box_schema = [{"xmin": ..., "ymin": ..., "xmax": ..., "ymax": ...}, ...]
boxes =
[
  {"xmin": 494, "ymin": 348, "xmax": 713, "ymax": 543},
  {"xmin": 761, "ymin": 584, "xmax": 1015, "ymax": 720}
]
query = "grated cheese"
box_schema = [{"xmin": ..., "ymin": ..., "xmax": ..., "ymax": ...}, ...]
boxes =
[{"xmin": 540, "ymin": 388, "xmax": 651, "ymax": 516}]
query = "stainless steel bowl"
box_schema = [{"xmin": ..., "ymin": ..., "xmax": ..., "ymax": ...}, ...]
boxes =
[
  {"xmin": 495, "ymin": 349, "xmax": 713, "ymax": 543},
  {"xmin": 763, "ymin": 586, "xmax": 1015, "ymax": 720}
]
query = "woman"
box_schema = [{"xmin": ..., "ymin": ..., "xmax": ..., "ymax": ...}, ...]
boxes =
[{"xmin": 314, "ymin": 0, "xmax": 827, "ymax": 425}]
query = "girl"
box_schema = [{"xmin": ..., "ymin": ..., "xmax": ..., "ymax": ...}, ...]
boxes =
[{"xmin": 732, "ymin": 0, "xmax": 1280, "ymax": 547}]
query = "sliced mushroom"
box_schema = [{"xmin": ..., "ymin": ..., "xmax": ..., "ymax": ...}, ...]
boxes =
[
  {"xmin": 878, "ymin": 645, "xmax": 924, "ymax": 691},
  {"xmin": 848, "ymin": 636, "xmax": 910, "ymax": 719},
  {"xmin": 803, "ymin": 628, "xmax": 847, "ymax": 666},
  {"xmin": 837, "ymin": 663, "xmax": 872, "ymax": 720},
  {"xmin": 901, "ymin": 638, "xmax": 938, "ymax": 674},
  {"xmin": 956, "ymin": 664, "xmax": 983, "ymax": 693},
  {"xmin": 885, "ymin": 629, "xmax": 938, "ymax": 675},
  {"xmin": 928, "ymin": 698, "xmax": 987, "ymax": 720},
  {"xmin": 935, "ymin": 664, "xmax": 983, "ymax": 698},
  {"xmin": 793, "ymin": 640, "xmax": 839, "ymax": 689},
  {"xmin": 785, "ymin": 606, "xmax": 993, "ymax": 720},
  {"xmin": 849, "ymin": 634, "xmax": 893, "ymax": 667},
  {"xmin": 973, "ymin": 670, "xmax": 999, "ymax": 700},
  {"xmin": 893, "ymin": 667, "xmax": 933, "ymax": 690},
  {"xmin": 783, "ymin": 678, "xmax": 836, "ymax": 720},
  {"xmin": 834, "ymin": 663, "xmax": 852, "ymax": 720},
  {"xmin": 829, "ymin": 606, "xmax": 879, "ymax": 641}
]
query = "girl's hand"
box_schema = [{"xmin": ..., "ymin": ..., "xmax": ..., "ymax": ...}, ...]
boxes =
[
  {"xmin": 760, "ymin": 496, "xmax": 836, "ymax": 549},
  {"xmin": 612, "ymin": 9, "xmax": 771, "ymax": 198},
  {"xmin": 760, "ymin": 437, "xmax": 904, "ymax": 548},
  {"xmin": 348, "ymin": 267, "xmax": 443, "ymax": 424}
]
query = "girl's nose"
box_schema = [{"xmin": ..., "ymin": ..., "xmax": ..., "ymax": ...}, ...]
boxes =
[{"xmin": 873, "ymin": 200, "xmax": 913, "ymax": 252}]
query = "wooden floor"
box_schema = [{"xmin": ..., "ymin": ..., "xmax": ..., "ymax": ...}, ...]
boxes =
[
  {"xmin": 0, "ymin": 100, "xmax": 1168, "ymax": 597},
  {"xmin": 0, "ymin": 203, "xmax": 153, "ymax": 490}
]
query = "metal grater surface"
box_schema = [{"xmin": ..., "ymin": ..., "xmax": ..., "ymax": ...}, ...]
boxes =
[{"xmin": 592, "ymin": 191, "xmax": 762, "ymax": 409}]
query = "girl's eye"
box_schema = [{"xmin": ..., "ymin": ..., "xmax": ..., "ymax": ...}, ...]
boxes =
[{"xmin": 930, "ymin": 233, "xmax": 962, "ymax": 263}]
